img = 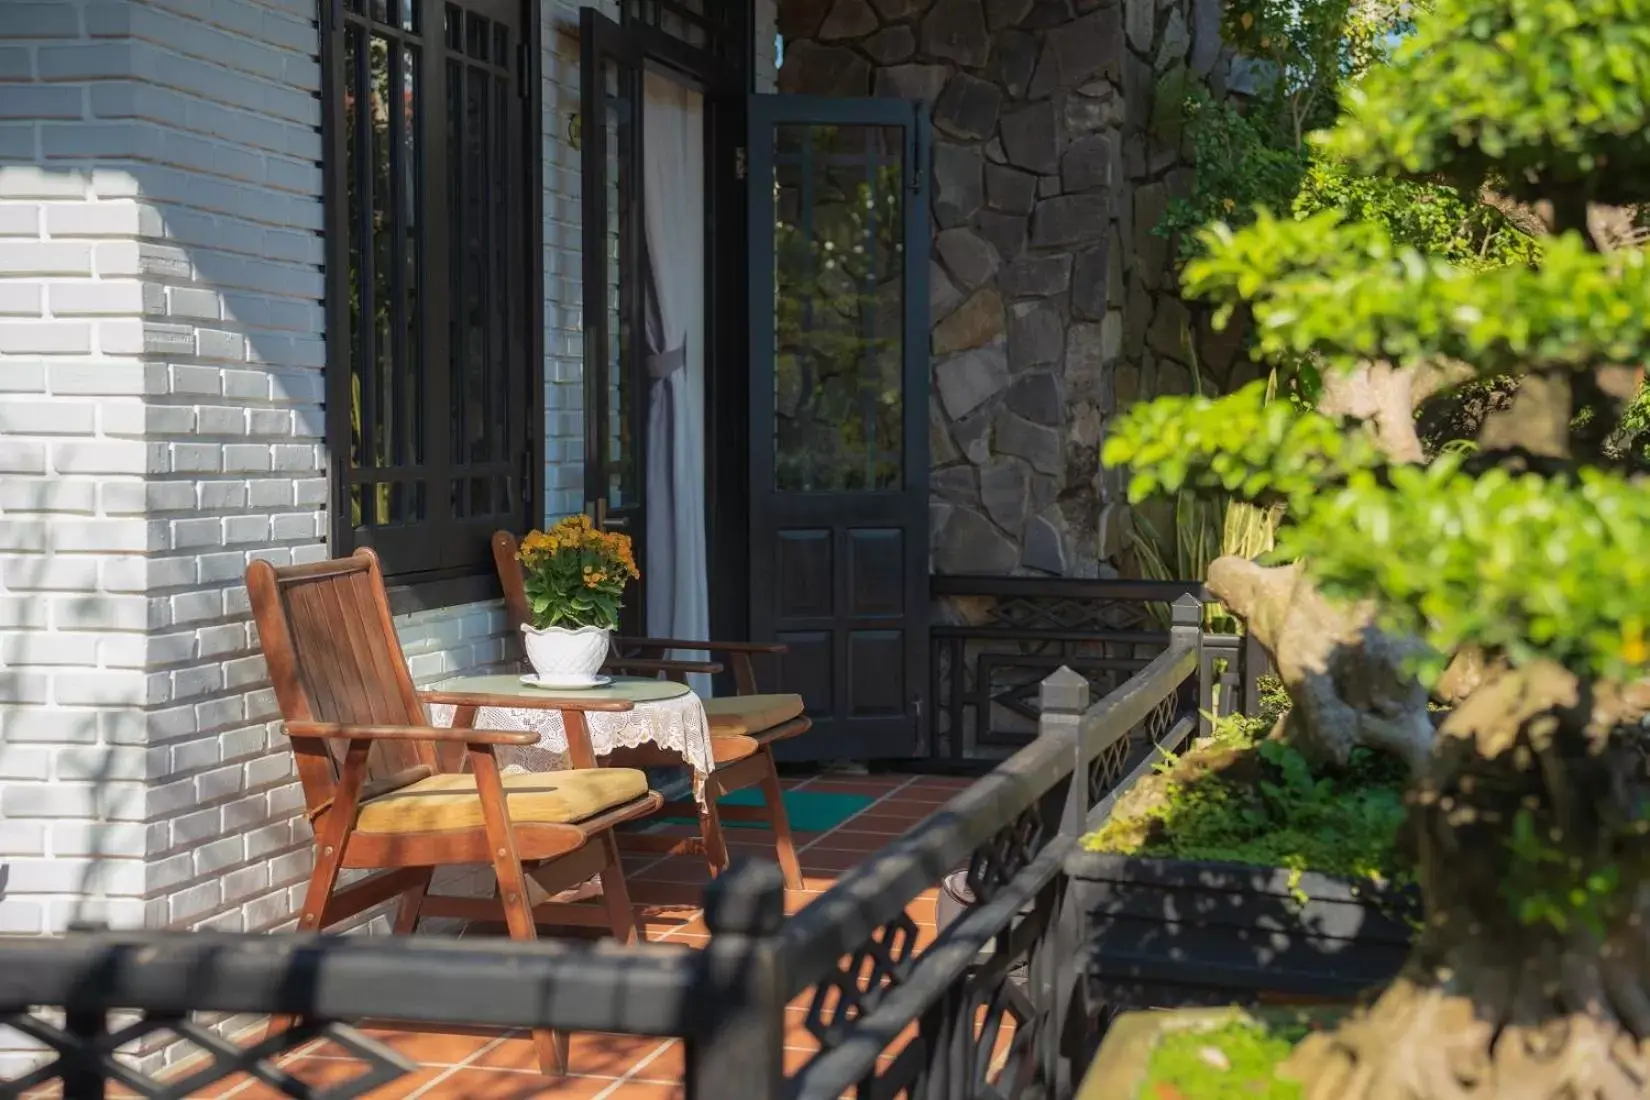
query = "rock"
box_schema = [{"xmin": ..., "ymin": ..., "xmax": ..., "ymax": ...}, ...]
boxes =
[
  {"xmin": 1030, "ymin": 193, "xmax": 1108, "ymax": 248},
  {"xmin": 934, "ymin": 73, "xmax": 1003, "ymax": 141},
  {"xmin": 984, "ymin": 136, "xmax": 1008, "ymax": 164},
  {"xmin": 931, "ymin": 259, "xmax": 965, "ymax": 320},
  {"xmin": 1006, "ymin": 371, "xmax": 1062, "ymax": 424},
  {"xmin": 934, "ymin": 339, "xmax": 1009, "ymax": 418},
  {"xmin": 1155, "ymin": 7, "xmax": 1190, "ymax": 71},
  {"xmin": 1069, "ymin": 398, "xmax": 1105, "ymax": 446},
  {"xmin": 1000, "ymin": 101, "xmax": 1059, "ymax": 175},
  {"xmin": 1097, "ymin": 501, "xmax": 1131, "ymax": 559},
  {"xmin": 1061, "ymin": 133, "xmax": 1114, "ymax": 192},
  {"xmin": 921, "ymin": 0, "xmax": 991, "ymax": 67},
  {"xmin": 1064, "ymin": 322, "xmax": 1107, "ymax": 394},
  {"xmin": 1038, "ymin": 175, "xmax": 1061, "ymax": 197},
  {"xmin": 1190, "ymin": 0, "xmax": 1222, "ymax": 75},
  {"xmin": 1062, "ymin": 85, "xmax": 1126, "ymax": 135},
  {"xmin": 985, "ymin": 0, "xmax": 1035, "ymax": 28},
  {"xmin": 1027, "ymin": 38, "xmax": 1059, "ymax": 98},
  {"xmin": 980, "ymin": 459, "xmax": 1030, "ymax": 531},
  {"xmin": 1022, "ymin": 511, "xmax": 1067, "ymax": 573},
  {"xmin": 1147, "ymin": 294, "xmax": 1190, "ymax": 360},
  {"xmin": 1050, "ymin": 6, "xmax": 1123, "ymax": 85},
  {"xmin": 933, "ymin": 463, "xmax": 979, "ymax": 504},
  {"xmin": 1132, "ymin": 181, "xmax": 1169, "ymax": 288},
  {"xmin": 1124, "ymin": 0, "xmax": 1153, "ymax": 52},
  {"xmin": 933, "ymin": 285, "xmax": 1004, "ymax": 356},
  {"xmin": 1227, "ymin": 55, "xmax": 1280, "ymax": 98},
  {"xmin": 1023, "ymin": 0, "xmax": 1074, "ymax": 28},
  {"xmin": 993, "ymin": 29, "xmax": 1039, "ymax": 97},
  {"xmin": 1101, "ymin": 309, "xmax": 1123, "ymax": 361},
  {"xmin": 780, "ymin": 41, "xmax": 872, "ymax": 96},
  {"xmin": 875, "ymin": 63, "xmax": 951, "ymax": 105},
  {"xmin": 1071, "ymin": 240, "xmax": 1108, "ymax": 319},
  {"xmin": 976, "ymin": 210, "xmax": 1027, "ymax": 260},
  {"xmin": 820, "ymin": 0, "xmax": 880, "ymax": 39},
  {"xmin": 999, "ymin": 254, "xmax": 1071, "ymax": 297},
  {"xmin": 935, "ymin": 507, "xmax": 1019, "ymax": 574},
  {"xmin": 1106, "ymin": 225, "xmax": 1124, "ymax": 310},
  {"xmin": 932, "ymin": 142, "xmax": 984, "ymax": 227},
  {"xmin": 994, "ymin": 409, "xmax": 1063, "ymax": 474},
  {"xmin": 952, "ymin": 407, "xmax": 992, "ymax": 463},
  {"xmin": 931, "ymin": 400, "xmax": 960, "ymax": 464},
  {"xmin": 779, "ymin": 0, "xmax": 833, "ymax": 39},
  {"xmin": 936, "ymin": 227, "xmax": 1000, "ymax": 290},
  {"xmin": 862, "ymin": 25, "xmax": 917, "ymax": 63},
  {"xmin": 985, "ymin": 163, "xmax": 1037, "ymax": 215},
  {"xmin": 1152, "ymin": 63, "xmax": 1190, "ymax": 146},
  {"xmin": 1008, "ymin": 300, "xmax": 1064, "ymax": 370},
  {"xmin": 1124, "ymin": 274, "xmax": 1150, "ymax": 358},
  {"xmin": 1113, "ymin": 362, "xmax": 1139, "ymax": 407},
  {"xmin": 871, "ymin": 0, "xmax": 928, "ymax": 17}
]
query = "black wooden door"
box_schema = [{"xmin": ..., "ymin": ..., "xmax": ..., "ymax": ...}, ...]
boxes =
[
  {"xmin": 579, "ymin": 9, "xmax": 647, "ymax": 635},
  {"xmin": 747, "ymin": 95, "xmax": 931, "ymax": 761}
]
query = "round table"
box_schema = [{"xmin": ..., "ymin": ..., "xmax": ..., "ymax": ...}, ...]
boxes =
[{"xmin": 423, "ymin": 674, "xmax": 716, "ymax": 801}]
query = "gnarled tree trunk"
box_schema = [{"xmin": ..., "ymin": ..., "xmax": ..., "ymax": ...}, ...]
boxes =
[{"xmin": 1282, "ymin": 662, "xmax": 1650, "ymax": 1099}]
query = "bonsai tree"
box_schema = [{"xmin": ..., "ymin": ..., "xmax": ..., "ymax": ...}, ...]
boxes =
[{"xmin": 1103, "ymin": 0, "xmax": 1650, "ymax": 1094}]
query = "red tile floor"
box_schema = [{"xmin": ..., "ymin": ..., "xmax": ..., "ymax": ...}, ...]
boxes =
[{"xmin": 36, "ymin": 774, "xmax": 984, "ymax": 1100}]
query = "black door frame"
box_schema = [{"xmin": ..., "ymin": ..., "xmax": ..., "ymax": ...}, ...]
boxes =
[
  {"xmin": 578, "ymin": 6, "xmax": 748, "ymax": 644},
  {"xmin": 745, "ymin": 94, "xmax": 933, "ymax": 759}
]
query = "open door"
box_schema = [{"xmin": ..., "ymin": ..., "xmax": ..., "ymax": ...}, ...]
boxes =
[{"xmin": 747, "ymin": 95, "xmax": 932, "ymax": 761}]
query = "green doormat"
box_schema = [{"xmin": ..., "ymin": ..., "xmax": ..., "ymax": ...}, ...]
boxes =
[{"xmin": 656, "ymin": 789, "xmax": 875, "ymax": 833}]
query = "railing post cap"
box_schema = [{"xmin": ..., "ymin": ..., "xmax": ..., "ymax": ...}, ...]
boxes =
[
  {"xmin": 703, "ymin": 859, "xmax": 787, "ymax": 937},
  {"xmin": 1171, "ymin": 593, "xmax": 1203, "ymax": 629},
  {"xmin": 1040, "ymin": 666, "xmax": 1090, "ymax": 714}
]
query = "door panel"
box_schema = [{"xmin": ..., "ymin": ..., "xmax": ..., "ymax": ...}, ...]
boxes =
[{"xmin": 748, "ymin": 95, "xmax": 931, "ymax": 761}]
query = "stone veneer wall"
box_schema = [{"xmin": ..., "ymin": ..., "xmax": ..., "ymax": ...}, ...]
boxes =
[{"xmin": 778, "ymin": 0, "xmax": 1232, "ymax": 575}]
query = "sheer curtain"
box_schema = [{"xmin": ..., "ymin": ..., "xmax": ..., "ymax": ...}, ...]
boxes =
[{"xmin": 641, "ymin": 72, "xmax": 711, "ymax": 696}]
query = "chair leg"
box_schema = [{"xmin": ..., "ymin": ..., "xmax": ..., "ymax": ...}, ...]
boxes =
[
  {"xmin": 757, "ymin": 749, "xmax": 804, "ymax": 891},
  {"xmin": 492, "ymin": 850, "xmax": 568, "ymax": 1076},
  {"xmin": 270, "ymin": 841, "xmax": 349, "ymax": 1037},
  {"xmin": 699, "ymin": 790, "xmax": 730, "ymax": 880},
  {"xmin": 393, "ymin": 868, "xmax": 434, "ymax": 935},
  {"xmin": 597, "ymin": 832, "xmax": 639, "ymax": 945}
]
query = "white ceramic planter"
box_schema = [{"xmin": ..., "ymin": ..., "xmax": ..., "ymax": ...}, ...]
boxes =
[{"xmin": 520, "ymin": 623, "xmax": 611, "ymax": 682}]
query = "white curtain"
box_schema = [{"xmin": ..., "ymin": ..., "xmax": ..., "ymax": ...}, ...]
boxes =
[{"xmin": 641, "ymin": 72, "xmax": 711, "ymax": 696}]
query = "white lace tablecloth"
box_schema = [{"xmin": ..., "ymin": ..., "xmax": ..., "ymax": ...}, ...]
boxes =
[{"xmin": 422, "ymin": 674, "xmax": 715, "ymax": 803}]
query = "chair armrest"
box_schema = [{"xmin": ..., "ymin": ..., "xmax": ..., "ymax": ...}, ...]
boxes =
[
  {"xmin": 604, "ymin": 657, "xmax": 724, "ymax": 675},
  {"xmin": 284, "ymin": 721, "xmax": 539, "ymax": 746},
  {"xmin": 417, "ymin": 690, "xmax": 635, "ymax": 712},
  {"xmin": 612, "ymin": 636, "xmax": 789, "ymax": 656}
]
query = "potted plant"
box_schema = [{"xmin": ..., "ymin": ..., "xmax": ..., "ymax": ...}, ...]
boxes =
[{"xmin": 515, "ymin": 514, "xmax": 639, "ymax": 685}]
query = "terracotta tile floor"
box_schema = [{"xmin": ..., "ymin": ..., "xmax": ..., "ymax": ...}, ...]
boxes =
[{"xmin": 30, "ymin": 774, "xmax": 982, "ymax": 1100}]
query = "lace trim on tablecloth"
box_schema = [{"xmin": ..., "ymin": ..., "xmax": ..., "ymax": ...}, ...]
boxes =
[{"xmin": 425, "ymin": 691, "xmax": 713, "ymax": 803}]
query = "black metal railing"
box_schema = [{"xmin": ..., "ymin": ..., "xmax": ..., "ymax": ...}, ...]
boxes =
[
  {"xmin": 929, "ymin": 575, "xmax": 1269, "ymax": 763},
  {"xmin": 0, "ymin": 597, "xmax": 1212, "ymax": 1100}
]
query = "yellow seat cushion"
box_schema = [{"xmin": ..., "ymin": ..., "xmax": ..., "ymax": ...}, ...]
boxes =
[
  {"xmin": 354, "ymin": 769, "xmax": 648, "ymax": 834},
  {"xmin": 703, "ymin": 693, "xmax": 805, "ymax": 737},
  {"xmin": 711, "ymin": 734, "xmax": 760, "ymax": 766}
]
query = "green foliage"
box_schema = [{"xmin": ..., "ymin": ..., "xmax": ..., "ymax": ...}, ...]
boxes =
[
  {"xmin": 1501, "ymin": 808, "xmax": 1623, "ymax": 937},
  {"xmin": 1102, "ymin": 380, "xmax": 1386, "ymax": 506},
  {"xmin": 1085, "ymin": 696, "xmax": 1410, "ymax": 887},
  {"xmin": 1185, "ymin": 214, "xmax": 1650, "ymax": 379},
  {"xmin": 1279, "ymin": 459, "xmax": 1650, "ymax": 681},
  {"xmin": 1323, "ymin": 0, "xmax": 1650, "ymax": 204},
  {"xmin": 1141, "ymin": 1016, "xmax": 1322, "ymax": 1100}
]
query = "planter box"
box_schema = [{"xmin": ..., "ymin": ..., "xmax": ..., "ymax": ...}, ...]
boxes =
[
  {"xmin": 1069, "ymin": 851, "xmax": 1418, "ymax": 1014},
  {"xmin": 1075, "ymin": 1004, "xmax": 1347, "ymax": 1100}
]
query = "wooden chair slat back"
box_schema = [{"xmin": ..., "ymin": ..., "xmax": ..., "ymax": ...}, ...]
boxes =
[
  {"xmin": 491, "ymin": 530, "xmax": 531, "ymax": 639},
  {"xmin": 247, "ymin": 549, "xmax": 428, "ymax": 818}
]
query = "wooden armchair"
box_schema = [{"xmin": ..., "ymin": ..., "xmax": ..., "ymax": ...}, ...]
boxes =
[
  {"xmin": 247, "ymin": 548, "xmax": 662, "ymax": 1076},
  {"xmin": 492, "ymin": 531, "xmax": 810, "ymax": 889}
]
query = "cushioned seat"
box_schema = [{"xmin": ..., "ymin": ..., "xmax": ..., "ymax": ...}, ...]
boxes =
[
  {"xmin": 355, "ymin": 769, "xmax": 649, "ymax": 834},
  {"xmin": 703, "ymin": 693, "xmax": 805, "ymax": 737},
  {"xmin": 710, "ymin": 734, "xmax": 760, "ymax": 766}
]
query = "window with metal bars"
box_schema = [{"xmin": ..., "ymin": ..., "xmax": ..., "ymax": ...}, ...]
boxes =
[{"xmin": 323, "ymin": 0, "xmax": 536, "ymax": 596}]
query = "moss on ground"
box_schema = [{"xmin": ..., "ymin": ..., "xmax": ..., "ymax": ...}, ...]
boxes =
[
  {"xmin": 1138, "ymin": 1015, "xmax": 1318, "ymax": 1100},
  {"xmin": 1084, "ymin": 677, "xmax": 1410, "ymax": 886}
]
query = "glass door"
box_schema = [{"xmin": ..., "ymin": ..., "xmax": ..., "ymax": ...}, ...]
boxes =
[{"xmin": 747, "ymin": 95, "xmax": 931, "ymax": 760}]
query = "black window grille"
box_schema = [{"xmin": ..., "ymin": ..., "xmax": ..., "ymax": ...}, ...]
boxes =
[{"xmin": 324, "ymin": 0, "xmax": 535, "ymax": 591}]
